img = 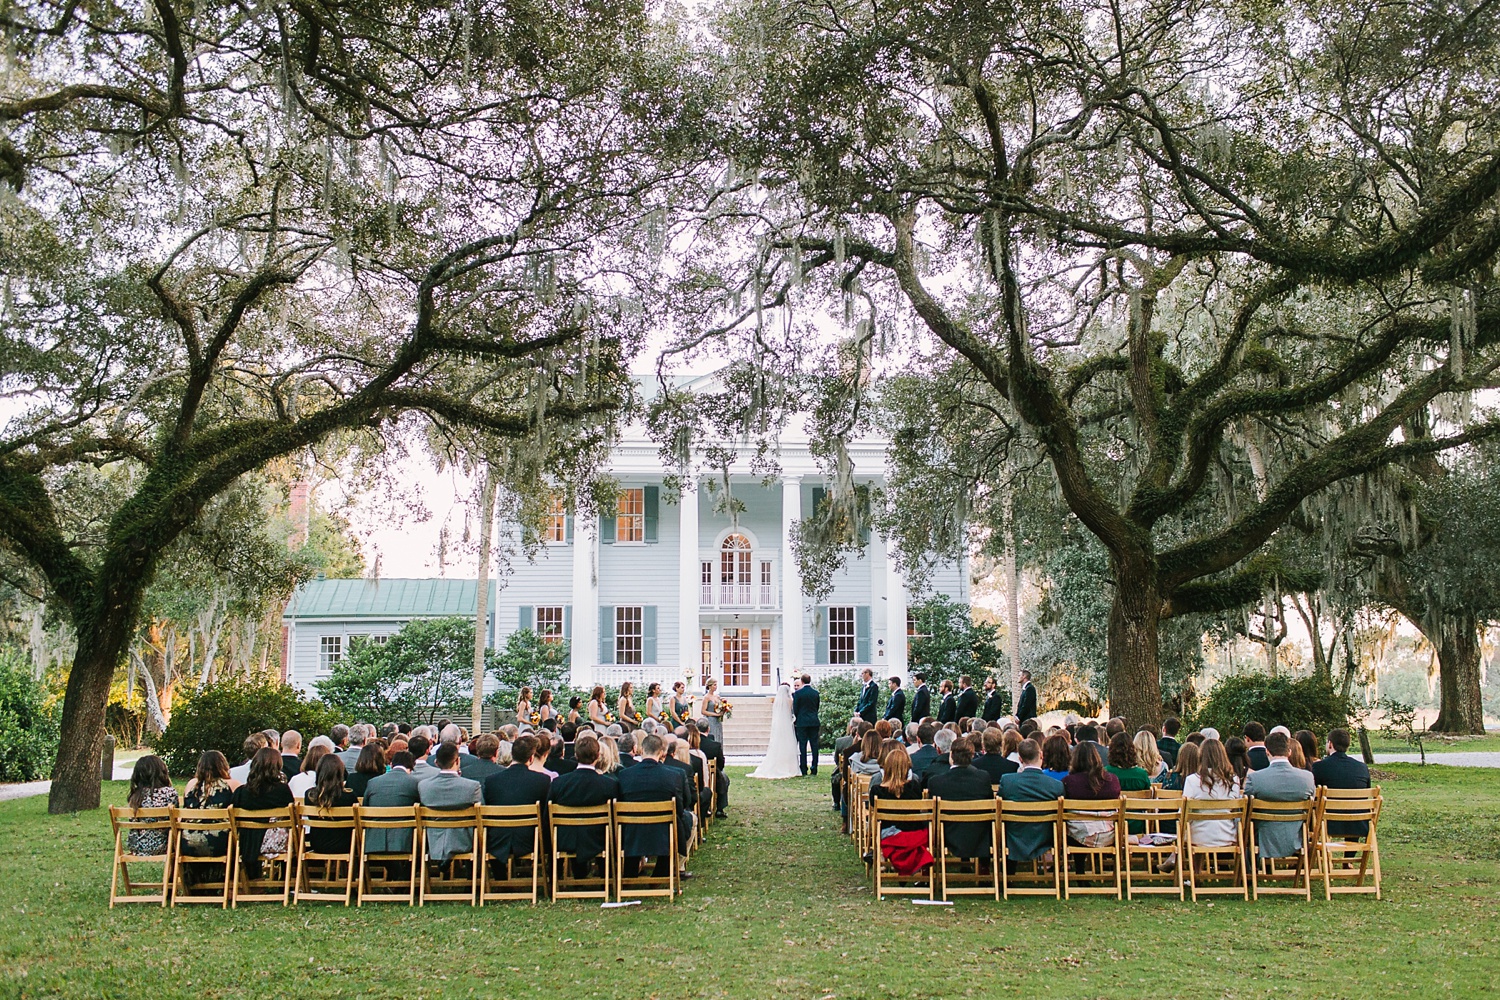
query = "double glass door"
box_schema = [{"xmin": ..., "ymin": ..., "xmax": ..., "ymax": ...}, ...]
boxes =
[{"xmin": 701, "ymin": 624, "xmax": 774, "ymax": 690}]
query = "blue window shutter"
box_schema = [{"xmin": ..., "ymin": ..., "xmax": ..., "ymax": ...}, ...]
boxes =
[
  {"xmin": 642, "ymin": 606, "xmax": 658, "ymax": 663},
  {"xmin": 518, "ymin": 606, "xmax": 534, "ymax": 632},
  {"xmin": 855, "ymin": 605, "xmax": 871, "ymax": 663},
  {"xmin": 599, "ymin": 606, "xmax": 615, "ymax": 664},
  {"xmin": 812, "ymin": 486, "xmax": 826, "ymax": 515},
  {"xmin": 813, "ymin": 606, "xmax": 829, "ymax": 665},
  {"xmin": 565, "ymin": 514, "xmax": 574, "ymax": 543},
  {"xmin": 643, "ymin": 486, "xmax": 659, "ymax": 543},
  {"xmin": 599, "ymin": 512, "xmax": 615, "ymax": 544},
  {"xmin": 563, "ymin": 606, "xmax": 572, "ymax": 639}
]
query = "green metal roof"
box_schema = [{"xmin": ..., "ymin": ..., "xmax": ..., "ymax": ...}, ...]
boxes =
[{"xmin": 283, "ymin": 578, "xmax": 497, "ymax": 620}]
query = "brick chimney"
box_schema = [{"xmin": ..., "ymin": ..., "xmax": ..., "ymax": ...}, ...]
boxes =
[{"xmin": 288, "ymin": 481, "xmax": 311, "ymax": 549}]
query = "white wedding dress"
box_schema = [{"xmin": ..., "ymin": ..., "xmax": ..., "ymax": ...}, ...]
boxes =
[{"xmin": 749, "ymin": 683, "xmax": 801, "ymax": 779}]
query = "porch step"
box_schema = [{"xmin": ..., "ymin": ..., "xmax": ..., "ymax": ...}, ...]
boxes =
[{"xmin": 719, "ymin": 694, "xmax": 775, "ymax": 755}]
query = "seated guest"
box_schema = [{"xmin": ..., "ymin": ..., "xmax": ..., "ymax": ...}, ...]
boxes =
[
  {"xmin": 596, "ymin": 736, "xmax": 621, "ymax": 774},
  {"xmin": 178, "ymin": 751, "xmax": 233, "ymax": 880},
  {"xmin": 461, "ymin": 734, "xmax": 504, "ymax": 783},
  {"xmin": 347, "ymin": 742, "xmax": 387, "ymax": 799},
  {"xmin": 1157, "ymin": 717, "xmax": 1183, "ymax": 767},
  {"xmin": 998, "ymin": 740, "xmax": 1065, "ymax": 868},
  {"xmin": 695, "ymin": 719, "xmax": 728, "ymax": 817},
  {"xmin": 1185, "ymin": 731, "xmax": 1206, "ymax": 746},
  {"xmin": 231, "ymin": 747, "xmax": 294, "ymax": 879},
  {"xmin": 1183, "ymin": 739, "xmax": 1242, "ymax": 850},
  {"xmin": 288, "ymin": 743, "xmax": 331, "ymax": 801},
  {"xmin": 975, "ymin": 727, "xmax": 1019, "ymax": 784},
  {"xmin": 280, "ymin": 730, "xmax": 303, "ymax": 781},
  {"xmin": 548, "ymin": 737, "xmax": 620, "ymax": 878},
  {"xmin": 362, "ymin": 749, "xmax": 421, "ymax": 863},
  {"xmin": 1159, "ymin": 741, "xmax": 1200, "ymax": 792},
  {"xmin": 868, "ymin": 745, "xmax": 932, "ymax": 875},
  {"xmin": 1294, "ymin": 730, "xmax": 1320, "ymax": 768},
  {"xmin": 1285, "ymin": 738, "xmax": 1308, "ymax": 770},
  {"xmin": 909, "ymin": 723, "xmax": 938, "ymax": 773},
  {"xmin": 125, "ymin": 755, "xmax": 177, "ymax": 856},
  {"xmin": 1105, "ymin": 733, "xmax": 1152, "ymax": 792},
  {"xmin": 546, "ymin": 731, "xmax": 578, "ymax": 776},
  {"xmin": 1243, "ymin": 722, "xmax": 1271, "ymax": 771},
  {"xmin": 1000, "ymin": 727, "xmax": 1023, "ymax": 763},
  {"xmin": 417, "ymin": 742, "xmax": 482, "ymax": 867},
  {"xmin": 228, "ymin": 732, "xmax": 271, "ymax": 785},
  {"xmin": 408, "ymin": 735, "xmax": 435, "ymax": 780},
  {"xmin": 1041, "ymin": 733, "xmax": 1072, "ymax": 781},
  {"xmin": 1133, "ymin": 731, "xmax": 1168, "ymax": 781},
  {"xmin": 616, "ymin": 733, "xmax": 692, "ymax": 879},
  {"xmin": 303, "ymin": 755, "xmax": 358, "ymax": 855},
  {"xmin": 1244, "ymin": 731, "xmax": 1316, "ymax": 861},
  {"xmin": 1063, "ymin": 742, "xmax": 1120, "ymax": 854},
  {"xmin": 925, "ymin": 737, "xmax": 995, "ymax": 859},
  {"xmin": 1310, "ymin": 728, "xmax": 1372, "ymax": 837},
  {"xmin": 921, "ymin": 728, "xmax": 956, "ymax": 783},
  {"xmin": 1226, "ymin": 736, "xmax": 1252, "ymax": 786},
  {"xmin": 481, "ymin": 733, "xmax": 552, "ymax": 866}
]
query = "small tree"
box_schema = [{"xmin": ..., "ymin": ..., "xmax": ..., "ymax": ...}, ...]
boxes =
[
  {"xmin": 1378, "ymin": 697, "xmax": 1427, "ymax": 766},
  {"xmin": 490, "ymin": 629, "xmax": 572, "ymax": 700},
  {"xmin": 317, "ymin": 618, "xmax": 479, "ymax": 725},
  {"xmin": 908, "ymin": 596, "xmax": 1003, "ymax": 691}
]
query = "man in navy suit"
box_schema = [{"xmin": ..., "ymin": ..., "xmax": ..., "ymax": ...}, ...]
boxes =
[
  {"xmin": 854, "ymin": 668, "xmax": 879, "ymax": 723},
  {"xmin": 981, "ymin": 678, "xmax": 1006, "ymax": 722},
  {"xmin": 936, "ymin": 680, "xmax": 957, "ymax": 723},
  {"xmin": 1311, "ymin": 728, "xmax": 1372, "ymax": 838},
  {"xmin": 955, "ymin": 675, "xmax": 980, "ymax": 721},
  {"xmin": 549, "ymin": 737, "xmax": 619, "ymax": 878},
  {"xmin": 910, "ymin": 673, "xmax": 932, "ymax": 721},
  {"xmin": 615, "ymin": 733, "xmax": 691, "ymax": 878},
  {"xmin": 882, "ymin": 676, "xmax": 907, "ymax": 726},
  {"xmin": 481, "ymin": 734, "xmax": 552, "ymax": 866},
  {"xmin": 1015, "ymin": 669, "xmax": 1039, "ymax": 723},
  {"xmin": 792, "ymin": 674, "xmax": 822, "ymax": 776}
]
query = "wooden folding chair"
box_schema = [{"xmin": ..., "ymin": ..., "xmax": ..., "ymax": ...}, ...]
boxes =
[
  {"xmin": 1248, "ymin": 797, "xmax": 1315, "ymax": 900},
  {"xmin": 1314, "ymin": 787, "xmax": 1383, "ymax": 900},
  {"xmin": 1121, "ymin": 797, "xmax": 1184, "ymax": 899},
  {"xmin": 935, "ymin": 798, "xmax": 1000, "ymax": 900},
  {"xmin": 478, "ymin": 804, "xmax": 545, "ymax": 904},
  {"xmin": 293, "ymin": 803, "xmax": 358, "ymax": 905},
  {"xmin": 550, "ymin": 802, "xmax": 613, "ymax": 901},
  {"xmin": 999, "ymin": 799, "xmax": 1063, "ymax": 898},
  {"xmin": 109, "ymin": 806, "xmax": 174, "ymax": 907},
  {"xmin": 1183, "ymin": 797, "xmax": 1249, "ymax": 900},
  {"xmin": 169, "ymin": 807, "xmax": 234, "ymax": 907},
  {"xmin": 852, "ymin": 775, "xmax": 874, "ymax": 858},
  {"xmin": 870, "ymin": 798, "xmax": 936, "ymax": 900},
  {"xmin": 705, "ymin": 759, "xmax": 719, "ymax": 828},
  {"xmin": 417, "ymin": 805, "xmax": 480, "ymax": 905},
  {"xmin": 1061, "ymin": 798, "xmax": 1124, "ymax": 898},
  {"xmin": 355, "ymin": 804, "xmax": 419, "ymax": 906},
  {"xmin": 230, "ymin": 806, "xmax": 295, "ymax": 906},
  {"xmin": 615, "ymin": 800, "xmax": 679, "ymax": 901}
]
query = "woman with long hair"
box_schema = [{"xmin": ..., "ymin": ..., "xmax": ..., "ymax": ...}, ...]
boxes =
[
  {"xmin": 231, "ymin": 747, "xmax": 294, "ymax": 879},
  {"xmin": 702, "ymin": 680, "xmax": 725, "ymax": 744},
  {"xmin": 288, "ymin": 742, "xmax": 331, "ymax": 800},
  {"xmin": 1133, "ymin": 731, "xmax": 1167, "ymax": 781},
  {"xmin": 1225, "ymin": 736, "xmax": 1252, "ymax": 786},
  {"xmin": 348, "ymin": 742, "xmax": 386, "ymax": 799},
  {"xmin": 1106, "ymin": 733, "xmax": 1152, "ymax": 792},
  {"xmin": 125, "ymin": 755, "xmax": 177, "ymax": 855},
  {"xmin": 617, "ymin": 681, "xmax": 640, "ymax": 732},
  {"xmin": 1294, "ymin": 730, "xmax": 1320, "ymax": 768},
  {"xmin": 645, "ymin": 682, "xmax": 664, "ymax": 723},
  {"xmin": 868, "ymin": 745, "xmax": 932, "ymax": 874},
  {"xmin": 183, "ymin": 750, "xmax": 232, "ymax": 808},
  {"xmin": 588, "ymin": 685, "xmax": 610, "ymax": 727},
  {"xmin": 595, "ymin": 736, "xmax": 620, "ymax": 774},
  {"xmin": 537, "ymin": 689, "xmax": 555, "ymax": 723},
  {"xmin": 669, "ymin": 681, "xmax": 691, "ymax": 728},
  {"xmin": 1041, "ymin": 733, "xmax": 1073, "ymax": 781},
  {"xmin": 1160, "ymin": 741, "xmax": 1200, "ymax": 793},
  {"xmin": 1062, "ymin": 741, "xmax": 1120, "ymax": 849},
  {"xmin": 516, "ymin": 686, "xmax": 534, "ymax": 725},
  {"xmin": 1001, "ymin": 727, "xmax": 1023, "ymax": 762},
  {"xmin": 304, "ymin": 754, "xmax": 357, "ymax": 855},
  {"xmin": 1183, "ymin": 739, "xmax": 1242, "ymax": 849}
]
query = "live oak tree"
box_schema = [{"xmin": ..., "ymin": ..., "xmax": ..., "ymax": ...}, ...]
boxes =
[
  {"xmin": 701, "ymin": 0, "xmax": 1500, "ymax": 728},
  {"xmin": 0, "ymin": 0, "xmax": 703, "ymax": 811}
]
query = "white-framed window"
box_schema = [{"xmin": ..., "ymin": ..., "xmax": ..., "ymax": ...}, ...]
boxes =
[
  {"xmin": 320, "ymin": 634, "xmax": 342, "ymax": 670},
  {"xmin": 701, "ymin": 560, "xmax": 713, "ymax": 604},
  {"xmin": 760, "ymin": 560, "xmax": 774, "ymax": 605},
  {"xmin": 701, "ymin": 628, "xmax": 713, "ymax": 686},
  {"xmin": 615, "ymin": 605, "xmax": 643, "ymax": 664},
  {"xmin": 760, "ymin": 627, "xmax": 773, "ymax": 686},
  {"xmin": 615, "ymin": 488, "xmax": 644, "ymax": 542},
  {"xmin": 828, "ymin": 606, "xmax": 855, "ymax": 665},
  {"xmin": 544, "ymin": 495, "xmax": 567, "ymax": 544},
  {"xmin": 720, "ymin": 533, "xmax": 751, "ymax": 605},
  {"xmin": 371, "ymin": 634, "xmax": 389, "ymax": 645},
  {"xmin": 536, "ymin": 606, "xmax": 565, "ymax": 643}
]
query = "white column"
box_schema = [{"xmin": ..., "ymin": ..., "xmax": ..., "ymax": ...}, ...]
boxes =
[
  {"xmin": 678, "ymin": 478, "xmax": 700, "ymax": 687},
  {"xmin": 871, "ymin": 527, "xmax": 889, "ymax": 673},
  {"xmin": 570, "ymin": 507, "xmax": 598, "ymax": 690},
  {"xmin": 781, "ymin": 476, "xmax": 804, "ymax": 680},
  {"xmin": 885, "ymin": 536, "xmax": 909, "ymax": 679}
]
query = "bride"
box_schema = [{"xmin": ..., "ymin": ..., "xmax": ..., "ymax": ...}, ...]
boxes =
[{"xmin": 749, "ymin": 682, "xmax": 801, "ymax": 779}]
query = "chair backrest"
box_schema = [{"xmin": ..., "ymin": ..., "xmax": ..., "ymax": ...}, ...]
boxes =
[
  {"xmin": 551, "ymin": 802, "xmax": 613, "ymax": 827},
  {"xmin": 1122, "ymin": 797, "xmax": 1183, "ymax": 827},
  {"xmin": 999, "ymin": 798, "xmax": 1062, "ymax": 823},
  {"xmin": 1121, "ymin": 788, "xmax": 1152, "ymax": 799},
  {"xmin": 171, "ymin": 806, "xmax": 233, "ymax": 832},
  {"xmin": 870, "ymin": 798, "xmax": 936, "ymax": 824},
  {"xmin": 478, "ymin": 803, "xmax": 542, "ymax": 828},
  {"xmin": 355, "ymin": 804, "xmax": 419, "ymax": 828},
  {"xmin": 1183, "ymin": 797, "xmax": 1247, "ymax": 824},
  {"xmin": 935, "ymin": 798, "xmax": 999, "ymax": 823},
  {"xmin": 1318, "ymin": 787, "xmax": 1381, "ymax": 824},
  {"xmin": 415, "ymin": 805, "xmax": 478, "ymax": 829},
  {"xmin": 295, "ymin": 803, "xmax": 358, "ymax": 829},
  {"xmin": 615, "ymin": 800, "xmax": 676, "ymax": 825},
  {"xmin": 1249, "ymin": 797, "xmax": 1315, "ymax": 825},
  {"xmin": 1153, "ymin": 787, "xmax": 1184, "ymax": 800},
  {"xmin": 231, "ymin": 806, "xmax": 295, "ymax": 832},
  {"xmin": 1061, "ymin": 797, "xmax": 1124, "ymax": 822},
  {"xmin": 111, "ymin": 805, "xmax": 174, "ymax": 835}
]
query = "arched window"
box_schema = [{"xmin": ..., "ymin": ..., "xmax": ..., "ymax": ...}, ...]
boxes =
[{"xmin": 720, "ymin": 534, "xmax": 752, "ymax": 605}]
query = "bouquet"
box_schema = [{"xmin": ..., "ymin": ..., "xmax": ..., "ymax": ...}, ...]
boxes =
[
  {"xmin": 720, "ymin": 699, "xmax": 734, "ymax": 719},
  {"xmin": 635, "ymin": 711, "xmax": 643, "ymax": 722},
  {"xmin": 605, "ymin": 711, "xmax": 616, "ymax": 723},
  {"xmin": 529, "ymin": 712, "xmax": 541, "ymax": 726}
]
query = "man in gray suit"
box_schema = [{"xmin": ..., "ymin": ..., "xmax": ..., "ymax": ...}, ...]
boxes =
[
  {"xmin": 337, "ymin": 723, "xmax": 371, "ymax": 769},
  {"xmin": 1244, "ymin": 731, "xmax": 1316, "ymax": 862},
  {"xmin": 408, "ymin": 735, "xmax": 437, "ymax": 781},
  {"xmin": 417, "ymin": 742, "xmax": 482, "ymax": 866},
  {"xmin": 362, "ymin": 749, "xmax": 422, "ymax": 856},
  {"xmin": 998, "ymin": 739, "xmax": 1064, "ymax": 867}
]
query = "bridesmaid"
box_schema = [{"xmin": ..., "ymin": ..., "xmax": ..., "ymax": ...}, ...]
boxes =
[
  {"xmin": 588, "ymin": 685, "xmax": 610, "ymax": 727},
  {"xmin": 566, "ymin": 696, "xmax": 582, "ymax": 726},
  {"xmin": 668, "ymin": 681, "xmax": 692, "ymax": 728},
  {"xmin": 645, "ymin": 682, "xmax": 665, "ymax": 723},
  {"xmin": 702, "ymin": 680, "xmax": 725, "ymax": 744},
  {"xmin": 617, "ymin": 681, "xmax": 640, "ymax": 732},
  {"xmin": 537, "ymin": 689, "xmax": 556, "ymax": 724},
  {"xmin": 515, "ymin": 686, "xmax": 533, "ymax": 725}
]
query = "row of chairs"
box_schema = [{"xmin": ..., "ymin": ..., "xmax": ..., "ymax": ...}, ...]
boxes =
[
  {"xmin": 847, "ymin": 775, "xmax": 1382, "ymax": 902},
  {"xmin": 109, "ymin": 799, "xmax": 686, "ymax": 907}
]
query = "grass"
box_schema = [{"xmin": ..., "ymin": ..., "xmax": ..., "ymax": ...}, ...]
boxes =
[
  {"xmin": 1366, "ymin": 731, "xmax": 1500, "ymax": 755},
  {"xmin": 2, "ymin": 765, "xmax": 1498, "ymax": 999}
]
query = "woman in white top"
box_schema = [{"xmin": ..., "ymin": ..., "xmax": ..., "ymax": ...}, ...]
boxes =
[{"xmin": 1182, "ymin": 739, "xmax": 1242, "ymax": 848}]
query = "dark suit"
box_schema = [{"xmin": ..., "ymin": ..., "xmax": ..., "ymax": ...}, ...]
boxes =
[
  {"xmin": 956, "ymin": 686, "xmax": 979, "ymax": 720},
  {"xmin": 883, "ymin": 688, "xmax": 907, "ymax": 725},
  {"xmin": 1016, "ymin": 681, "xmax": 1038, "ymax": 723},
  {"xmin": 855, "ymin": 680, "xmax": 879, "ymax": 723},
  {"xmin": 548, "ymin": 765, "xmax": 619, "ymax": 876},
  {"xmin": 362, "ymin": 766, "xmax": 422, "ymax": 854},
  {"xmin": 664, "ymin": 755, "xmax": 700, "ymax": 811},
  {"xmin": 998, "ymin": 768, "xmax": 1064, "ymax": 862},
  {"xmin": 975, "ymin": 753, "xmax": 1019, "ymax": 786},
  {"xmin": 909, "ymin": 744, "xmax": 938, "ymax": 775},
  {"xmin": 1157, "ymin": 736, "xmax": 1182, "ymax": 767},
  {"xmin": 920, "ymin": 752, "xmax": 951, "ymax": 784},
  {"xmin": 937, "ymin": 693, "xmax": 957, "ymax": 724},
  {"xmin": 927, "ymin": 764, "xmax": 997, "ymax": 859},
  {"xmin": 618, "ymin": 752, "xmax": 639, "ymax": 769},
  {"xmin": 545, "ymin": 749, "xmax": 578, "ymax": 776},
  {"xmin": 793, "ymin": 684, "xmax": 822, "ymax": 775},
  {"xmin": 699, "ymin": 734, "xmax": 729, "ymax": 811},
  {"xmin": 461, "ymin": 757, "xmax": 505, "ymax": 784},
  {"xmin": 1248, "ymin": 746, "xmax": 1271, "ymax": 771},
  {"xmin": 1311, "ymin": 751, "xmax": 1372, "ymax": 837},
  {"xmin": 911, "ymin": 684, "xmax": 932, "ymax": 721},
  {"xmin": 281, "ymin": 753, "xmax": 301, "ymax": 782},
  {"xmin": 615, "ymin": 758, "xmax": 690, "ymax": 877},
  {"xmin": 982, "ymin": 691, "xmax": 1004, "ymax": 722},
  {"xmin": 481, "ymin": 764, "xmax": 552, "ymax": 863}
]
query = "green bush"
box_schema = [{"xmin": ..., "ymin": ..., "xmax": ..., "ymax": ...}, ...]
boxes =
[
  {"xmin": 317, "ymin": 617, "xmax": 477, "ymax": 724},
  {"xmin": 0, "ymin": 648, "xmax": 60, "ymax": 782},
  {"xmin": 155, "ymin": 677, "xmax": 337, "ymax": 776},
  {"xmin": 816, "ymin": 672, "xmax": 862, "ymax": 749},
  {"xmin": 1189, "ymin": 674, "xmax": 1348, "ymax": 743}
]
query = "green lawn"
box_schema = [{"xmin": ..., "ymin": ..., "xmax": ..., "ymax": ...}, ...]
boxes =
[
  {"xmin": 1366, "ymin": 731, "xmax": 1500, "ymax": 754},
  {"xmin": 2, "ymin": 765, "xmax": 1498, "ymax": 999}
]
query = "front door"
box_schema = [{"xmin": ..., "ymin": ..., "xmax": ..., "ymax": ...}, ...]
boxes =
[{"xmin": 722, "ymin": 628, "xmax": 750, "ymax": 688}]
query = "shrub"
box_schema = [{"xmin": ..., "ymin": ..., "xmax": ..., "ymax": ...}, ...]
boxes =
[
  {"xmin": 489, "ymin": 629, "xmax": 571, "ymax": 700},
  {"xmin": 0, "ymin": 648, "xmax": 60, "ymax": 782},
  {"xmin": 317, "ymin": 617, "xmax": 478, "ymax": 724},
  {"xmin": 155, "ymin": 677, "xmax": 337, "ymax": 776},
  {"xmin": 816, "ymin": 672, "xmax": 862, "ymax": 750},
  {"xmin": 1189, "ymin": 674, "xmax": 1348, "ymax": 743},
  {"xmin": 908, "ymin": 595, "xmax": 1004, "ymax": 689}
]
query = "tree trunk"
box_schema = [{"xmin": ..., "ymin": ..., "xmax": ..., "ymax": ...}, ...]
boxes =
[
  {"xmin": 1002, "ymin": 495, "xmax": 1022, "ymax": 692},
  {"xmin": 471, "ymin": 466, "xmax": 498, "ymax": 730},
  {"xmin": 1106, "ymin": 555, "xmax": 1164, "ymax": 731},
  {"xmin": 48, "ymin": 610, "xmax": 135, "ymax": 813},
  {"xmin": 1431, "ymin": 613, "xmax": 1485, "ymax": 734}
]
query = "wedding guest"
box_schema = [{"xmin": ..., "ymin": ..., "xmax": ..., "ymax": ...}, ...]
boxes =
[
  {"xmin": 1001, "ymin": 727, "xmax": 1023, "ymax": 762},
  {"xmin": 480, "ymin": 733, "xmax": 551, "ymax": 866},
  {"xmin": 1242, "ymin": 722, "xmax": 1270, "ymax": 771},
  {"xmin": 1041, "ymin": 733, "xmax": 1072, "ymax": 781},
  {"xmin": 926, "ymin": 737, "xmax": 995, "ymax": 859},
  {"xmin": 869, "ymin": 745, "xmax": 930, "ymax": 875},
  {"xmin": 849, "ymin": 730, "xmax": 884, "ymax": 780},
  {"xmin": 232, "ymin": 747, "xmax": 294, "ymax": 879},
  {"xmin": 1157, "ymin": 717, "xmax": 1183, "ymax": 767},
  {"xmin": 125, "ymin": 755, "xmax": 177, "ymax": 856},
  {"xmin": 304, "ymin": 755, "xmax": 357, "ymax": 855},
  {"xmin": 1106, "ymin": 733, "xmax": 1152, "ymax": 793},
  {"xmin": 177, "ymin": 751, "xmax": 232, "ymax": 880},
  {"xmin": 1286, "ymin": 738, "xmax": 1308, "ymax": 770},
  {"xmin": 1183, "ymin": 739, "xmax": 1242, "ymax": 850},
  {"xmin": 1311, "ymin": 728, "xmax": 1372, "ymax": 838},
  {"xmin": 361, "ymin": 749, "xmax": 421, "ymax": 865},
  {"xmin": 418, "ymin": 742, "xmax": 482, "ymax": 868},
  {"xmin": 229, "ymin": 732, "xmax": 271, "ymax": 785},
  {"xmin": 337, "ymin": 723, "xmax": 371, "ymax": 770},
  {"xmin": 1294, "ymin": 730, "xmax": 1320, "ymax": 768},
  {"xmin": 1226, "ymin": 736, "xmax": 1252, "ymax": 785},
  {"xmin": 975, "ymin": 727, "xmax": 1019, "ymax": 784},
  {"xmin": 347, "ymin": 742, "xmax": 387, "ymax": 799},
  {"xmin": 999, "ymin": 740, "xmax": 1064, "ymax": 867},
  {"xmin": 288, "ymin": 743, "xmax": 330, "ymax": 801},
  {"xmin": 461, "ymin": 734, "xmax": 503, "ymax": 783},
  {"xmin": 280, "ymin": 731, "xmax": 303, "ymax": 781},
  {"xmin": 1244, "ymin": 731, "xmax": 1316, "ymax": 862},
  {"xmin": 910, "ymin": 722, "xmax": 938, "ymax": 773},
  {"xmin": 616, "ymin": 733, "xmax": 692, "ymax": 879},
  {"xmin": 695, "ymin": 719, "xmax": 729, "ymax": 817},
  {"xmin": 1160, "ymin": 741, "xmax": 1200, "ymax": 793},
  {"xmin": 1063, "ymin": 742, "xmax": 1120, "ymax": 854},
  {"xmin": 549, "ymin": 737, "xmax": 620, "ymax": 878},
  {"xmin": 407, "ymin": 735, "xmax": 435, "ymax": 780},
  {"xmin": 922, "ymin": 728, "xmax": 956, "ymax": 783},
  {"xmin": 1132, "ymin": 731, "xmax": 1167, "ymax": 781},
  {"xmin": 596, "ymin": 736, "xmax": 621, "ymax": 774}
]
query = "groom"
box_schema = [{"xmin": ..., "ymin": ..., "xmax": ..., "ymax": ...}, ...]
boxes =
[{"xmin": 792, "ymin": 674, "xmax": 822, "ymax": 776}]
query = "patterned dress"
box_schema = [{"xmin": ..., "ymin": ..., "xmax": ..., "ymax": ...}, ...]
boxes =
[{"xmin": 126, "ymin": 786, "xmax": 179, "ymax": 856}]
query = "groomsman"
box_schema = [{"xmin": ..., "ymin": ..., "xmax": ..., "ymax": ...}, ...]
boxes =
[
  {"xmin": 910, "ymin": 673, "xmax": 931, "ymax": 721},
  {"xmin": 955, "ymin": 675, "xmax": 980, "ymax": 720},
  {"xmin": 981, "ymin": 677, "xmax": 1005, "ymax": 722},
  {"xmin": 936, "ymin": 680, "xmax": 957, "ymax": 724},
  {"xmin": 855, "ymin": 668, "xmax": 880, "ymax": 723},
  {"xmin": 882, "ymin": 677, "xmax": 907, "ymax": 725},
  {"xmin": 1015, "ymin": 669, "xmax": 1038, "ymax": 723}
]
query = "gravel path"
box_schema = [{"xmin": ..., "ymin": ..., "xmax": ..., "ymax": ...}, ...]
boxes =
[
  {"xmin": 0, "ymin": 780, "xmax": 50, "ymax": 802},
  {"xmin": 1372, "ymin": 751, "xmax": 1500, "ymax": 767}
]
